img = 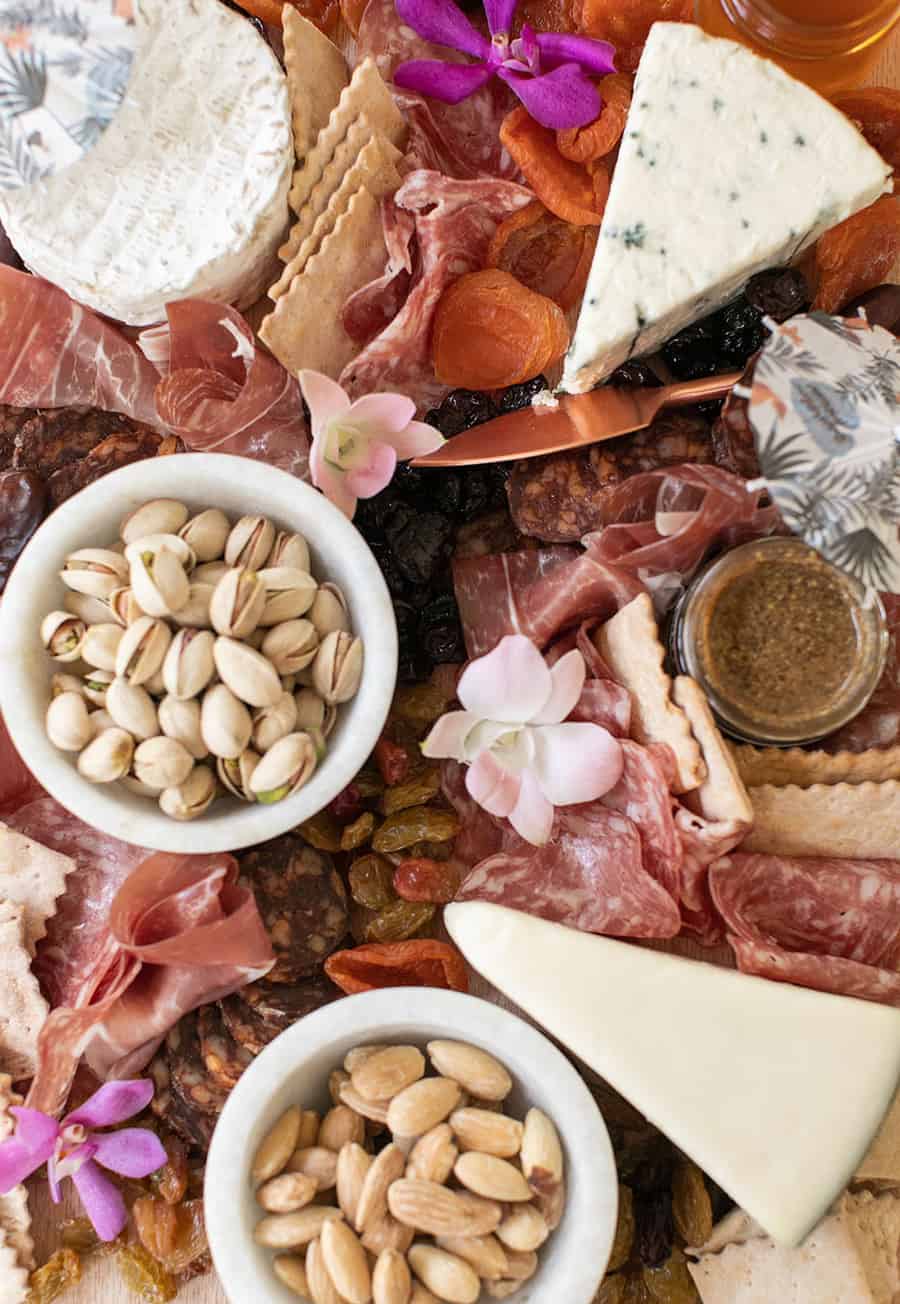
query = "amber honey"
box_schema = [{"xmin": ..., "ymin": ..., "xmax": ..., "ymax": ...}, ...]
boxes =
[{"xmin": 695, "ymin": 0, "xmax": 900, "ymax": 93}]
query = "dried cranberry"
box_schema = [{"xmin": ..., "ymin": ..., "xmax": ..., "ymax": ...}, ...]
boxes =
[
  {"xmin": 0, "ymin": 470, "xmax": 46, "ymax": 592},
  {"xmin": 745, "ymin": 267, "xmax": 810, "ymax": 322},
  {"xmin": 330, "ymin": 784, "xmax": 362, "ymax": 823}
]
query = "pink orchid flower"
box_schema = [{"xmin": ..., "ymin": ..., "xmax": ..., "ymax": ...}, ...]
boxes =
[
  {"xmin": 0, "ymin": 1080, "xmax": 165, "ymax": 1242},
  {"xmin": 299, "ymin": 370, "xmax": 445, "ymax": 519},
  {"xmin": 422, "ymin": 635, "xmax": 624, "ymax": 844}
]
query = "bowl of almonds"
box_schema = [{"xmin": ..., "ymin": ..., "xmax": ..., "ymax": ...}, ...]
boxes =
[{"xmin": 204, "ymin": 987, "xmax": 618, "ymax": 1304}]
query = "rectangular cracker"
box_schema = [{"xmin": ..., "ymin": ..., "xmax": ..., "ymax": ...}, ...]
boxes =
[
  {"xmin": 0, "ymin": 1229, "xmax": 27, "ymax": 1304},
  {"xmin": 0, "ymin": 824, "xmax": 74, "ymax": 955},
  {"xmin": 673, "ymin": 677, "xmax": 753, "ymax": 826},
  {"xmin": 283, "ymin": 7, "xmax": 349, "ymax": 157},
  {"xmin": 743, "ymin": 780, "xmax": 900, "ymax": 859},
  {"xmin": 0, "ymin": 900, "xmax": 47, "ymax": 1082},
  {"xmin": 729, "ymin": 742, "xmax": 900, "ymax": 790},
  {"xmin": 595, "ymin": 594, "xmax": 706, "ymax": 793},
  {"xmin": 272, "ymin": 125, "xmax": 401, "ymax": 298},
  {"xmin": 288, "ymin": 57, "xmax": 406, "ymax": 217},
  {"xmin": 260, "ymin": 185, "xmax": 387, "ymax": 378}
]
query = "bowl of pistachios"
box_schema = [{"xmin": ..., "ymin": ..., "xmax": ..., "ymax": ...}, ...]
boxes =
[{"xmin": 0, "ymin": 453, "xmax": 398, "ymax": 853}]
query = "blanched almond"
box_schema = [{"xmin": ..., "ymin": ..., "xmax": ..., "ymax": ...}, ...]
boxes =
[
  {"xmin": 337, "ymin": 1142, "xmax": 373, "ymax": 1226},
  {"xmin": 321, "ymin": 1218, "xmax": 372, "ymax": 1304},
  {"xmin": 408, "ymin": 1244, "xmax": 480, "ymax": 1304},
  {"xmin": 307, "ymin": 1237, "xmax": 346, "ymax": 1304},
  {"xmin": 521, "ymin": 1107, "xmax": 564, "ymax": 1196},
  {"xmin": 485, "ymin": 1281, "xmax": 519, "ymax": 1299},
  {"xmin": 387, "ymin": 1078, "xmax": 461, "ymax": 1139},
  {"xmin": 298, "ymin": 1109, "xmax": 321, "ymax": 1149},
  {"xmin": 538, "ymin": 1178, "xmax": 566, "ymax": 1230},
  {"xmin": 254, "ymin": 1205, "xmax": 343, "ymax": 1249},
  {"xmin": 388, "ymin": 1179, "xmax": 501, "ymax": 1238},
  {"xmin": 436, "ymin": 1234, "xmax": 509, "ymax": 1281},
  {"xmin": 362, "ymin": 1214, "xmax": 415, "ymax": 1256},
  {"xmin": 406, "ymin": 1125, "xmax": 458, "ymax": 1185},
  {"xmin": 288, "ymin": 1146, "xmax": 339, "ymax": 1190},
  {"xmin": 353, "ymin": 1045, "xmax": 426, "ymax": 1102},
  {"xmin": 453, "ymin": 1153, "xmax": 532, "ymax": 1203},
  {"xmin": 410, "ymin": 1286, "xmax": 439, "ymax": 1304},
  {"xmin": 341, "ymin": 1080, "xmax": 391, "ymax": 1124},
  {"xmin": 449, "ymin": 1109, "xmax": 523, "ymax": 1158},
  {"xmin": 426, "ymin": 1041, "xmax": 512, "ymax": 1103},
  {"xmin": 502, "ymin": 1248, "xmax": 538, "ymax": 1281},
  {"xmin": 273, "ymin": 1253, "xmax": 312, "ymax": 1298},
  {"xmin": 330, "ymin": 1068, "xmax": 351, "ymax": 1106},
  {"xmin": 252, "ymin": 1106, "xmax": 302, "ymax": 1184},
  {"xmin": 496, "ymin": 1203, "xmax": 549, "ymax": 1252},
  {"xmin": 345, "ymin": 1044, "xmax": 387, "ymax": 1074},
  {"xmin": 372, "ymin": 1249, "xmax": 412, "ymax": 1304},
  {"xmin": 356, "ymin": 1143, "xmax": 407, "ymax": 1232},
  {"xmin": 256, "ymin": 1171, "xmax": 317, "ymax": 1214},
  {"xmin": 319, "ymin": 1104, "xmax": 366, "ymax": 1152}
]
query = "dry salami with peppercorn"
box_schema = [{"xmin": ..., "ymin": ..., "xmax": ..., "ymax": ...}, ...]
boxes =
[
  {"xmin": 238, "ymin": 835, "xmax": 349, "ymax": 982},
  {"xmin": 149, "ymin": 1042, "xmax": 219, "ymax": 1153},
  {"xmin": 219, "ymin": 973, "xmax": 342, "ymax": 1056},
  {"xmin": 166, "ymin": 1011, "xmax": 229, "ymax": 1120},
  {"xmin": 197, "ymin": 1003, "xmax": 254, "ymax": 1091}
]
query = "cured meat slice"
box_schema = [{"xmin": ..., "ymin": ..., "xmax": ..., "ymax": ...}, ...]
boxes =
[
  {"xmin": 674, "ymin": 808, "xmax": 746, "ymax": 946},
  {"xmin": 0, "ymin": 720, "xmax": 43, "ymax": 819},
  {"xmin": 154, "ymin": 301, "xmax": 310, "ymax": 478},
  {"xmin": 569, "ymin": 680, "xmax": 632, "ymax": 737},
  {"xmin": 47, "ymin": 428, "xmax": 167, "ymax": 507},
  {"xmin": 823, "ymin": 593, "xmax": 900, "ymax": 754},
  {"xmin": 166, "ymin": 1012, "xmax": 230, "ymax": 1118},
  {"xmin": 0, "ymin": 268, "xmax": 161, "ymax": 426},
  {"xmin": 219, "ymin": 973, "xmax": 342, "ymax": 1056},
  {"xmin": 602, "ymin": 741, "xmax": 682, "ymax": 899},
  {"xmin": 197, "ymin": 1003, "xmax": 254, "ymax": 1091},
  {"xmin": 709, "ymin": 853, "xmax": 900, "ymax": 1005},
  {"xmin": 342, "ymin": 203, "xmax": 416, "ymax": 347},
  {"xmin": 149, "ymin": 1049, "xmax": 216, "ymax": 1152}
]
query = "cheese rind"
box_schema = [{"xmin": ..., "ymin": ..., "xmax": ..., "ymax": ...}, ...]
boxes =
[
  {"xmin": 445, "ymin": 901, "xmax": 900, "ymax": 1246},
  {"xmin": 562, "ymin": 22, "xmax": 892, "ymax": 392}
]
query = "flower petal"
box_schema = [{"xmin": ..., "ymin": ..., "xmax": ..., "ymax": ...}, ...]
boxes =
[
  {"xmin": 345, "ymin": 392, "xmax": 416, "ymax": 437},
  {"xmin": 92, "ymin": 1129, "xmax": 167, "ymax": 1180},
  {"xmin": 313, "ymin": 457, "xmax": 358, "ymax": 518},
  {"xmin": 47, "ymin": 1154, "xmax": 61, "ymax": 1204},
  {"xmin": 396, "ymin": 0, "xmax": 491, "ymax": 58},
  {"xmin": 466, "ymin": 719, "xmax": 527, "ymax": 765},
  {"xmin": 535, "ymin": 31, "xmax": 617, "ymax": 74},
  {"xmin": 509, "ymin": 21, "xmax": 539, "ymax": 70},
  {"xmin": 508, "ymin": 769, "xmax": 554, "ymax": 844},
  {"xmin": 483, "ymin": 0, "xmax": 517, "ymax": 37},
  {"xmin": 530, "ymin": 649, "xmax": 586, "ymax": 724},
  {"xmin": 344, "ymin": 440, "xmax": 397, "ymax": 500},
  {"xmin": 422, "ymin": 710, "xmax": 482, "ymax": 762},
  {"xmin": 8, "ymin": 1107, "xmax": 58, "ymax": 1157},
  {"xmin": 457, "ymin": 635, "xmax": 551, "ymax": 723},
  {"xmin": 72, "ymin": 1159, "xmax": 128, "ymax": 1242},
  {"xmin": 466, "ymin": 750, "xmax": 521, "ymax": 818},
  {"xmin": 530, "ymin": 722, "xmax": 623, "ymax": 805},
  {"xmin": 499, "ymin": 63, "xmax": 601, "ymax": 130},
  {"xmin": 394, "ymin": 58, "xmax": 494, "ymax": 104},
  {"xmin": 0, "ymin": 1114, "xmax": 56, "ymax": 1193},
  {"xmin": 388, "ymin": 419, "xmax": 445, "ymax": 461},
  {"xmin": 298, "ymin": 370, "xmax": 351, "ymax": 438},
  {"xmin": 64, "ymin": 1080, "xmax": 155, "ymax": 1130}
]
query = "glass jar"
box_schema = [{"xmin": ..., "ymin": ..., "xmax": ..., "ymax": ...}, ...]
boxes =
[
  {"xmin": 669, "ymin": 537, "xmax": 889, "ymax": 746},
  {"xmin": 694, "ymin": 0, "xmax": 900, "ymax": 95}
]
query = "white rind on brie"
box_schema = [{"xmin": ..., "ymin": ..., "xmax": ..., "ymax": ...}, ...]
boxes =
[
  {"xmin": 0, "ymin": 0, "xmax": 293, "ymax": 325},
  {"xmin": 562, "ymin": 22, "xmax": 893, "ymax": 393}
]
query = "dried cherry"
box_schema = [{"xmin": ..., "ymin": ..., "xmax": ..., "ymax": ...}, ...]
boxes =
[
  {"xmin": 813, "ymin": 195, "xmax": 900, "ymax": 313},
  {"xmin": 0, "ymin": 470, "xmax": 46, "ymax": 592},
  {"xmin": 325, "ymin": 939, "xmax": 469, "ymax": 994}
]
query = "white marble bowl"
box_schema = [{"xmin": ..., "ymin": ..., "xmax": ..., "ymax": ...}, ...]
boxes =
[
  {"xmin": 205, "ymin": 988, "xmax": 618, "ymax": 1304},
  {"xmin": 0, "ymin": 453, "xmax": 397, "ymax": 853}
]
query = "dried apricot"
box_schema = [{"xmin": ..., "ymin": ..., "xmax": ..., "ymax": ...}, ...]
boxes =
[
  {"xmin": 577, "ymin": 0, "xmax": 692, "ymax": 72},
  {"xmin": 812, "ymin": 195, "xmax": 900, "ymax": 313},
  {"xmin": 516, "ymin": 0, "xmax": 579, "ymax": 32},
  {"xmin": 325, "ymin": 940, "xmax": 469, "ymax": 993},
  {"xmin": 558, "ymin": 73, "xmax": 633, "ymax": 162},
  {"xmin": 393, "ymin": 857, "xmax": 461, "ymax": 904},
  {"xmin": 833, "ymin": 87, "xmax": 900, "ymax": 174},
  {"xmin": 500, "ymin": 107, "xmax": 603, "ymax": 225},
  {"xmin": 487, "ymin": 202, "xmax": 598, "ymax": 311}
]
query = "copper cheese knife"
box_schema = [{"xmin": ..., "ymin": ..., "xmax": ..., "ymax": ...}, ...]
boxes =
[{"xmin": 411, "ymin": 371, "xmax": 743, "ymax": 467}]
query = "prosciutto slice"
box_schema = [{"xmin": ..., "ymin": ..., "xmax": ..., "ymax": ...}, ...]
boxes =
[
  {"xmin": 0, "ymin": 268, "xmax": 160, "ymax": 425},
  {"xmin": 154, "ymin": 301, "xmax": 309, "ymax": 477},
  {"xmin": 823, "ymin": 593, "xmax": 900, "ymax": 753},
  {"xmin": 709, "ymin": 853, "xmax": 900, "ymax": 1006}
]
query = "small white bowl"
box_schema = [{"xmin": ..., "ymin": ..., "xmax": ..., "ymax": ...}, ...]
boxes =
[
  {"xmin": 205, "ymin": 988, "xmax": 618, "ymax": 1304},
  {"xmin": 0, "ymin": 453, "xmax": 397, "ymax": 853}
]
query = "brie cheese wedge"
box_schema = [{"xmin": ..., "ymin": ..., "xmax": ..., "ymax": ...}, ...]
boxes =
[{"xmin": 562, "ymin": 22, "xmax": 893, "ymax": 392}]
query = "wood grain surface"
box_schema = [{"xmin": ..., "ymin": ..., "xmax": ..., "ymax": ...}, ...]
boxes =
[{"xmin": 25, "ymin": 25, "xmax": 900, "ymax": 1304}]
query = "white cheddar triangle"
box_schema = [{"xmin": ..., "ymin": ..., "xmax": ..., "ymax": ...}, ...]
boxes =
[
  {"xmin": 562, "ymin": 22, "xmax": 892, "ymax": 392},
  {"xmin": 445, "ymin": 902, "xmax": 900, "ymax": 1246}
]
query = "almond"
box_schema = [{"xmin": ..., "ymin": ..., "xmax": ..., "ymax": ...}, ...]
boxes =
[
  {"xmin": 538, "ymin": 1178, "xmax": 566, "ymax": 1231},
  {"xmin": 329, "ymin": 1068, "xmax": 351, "ymax": 1106},
  {"xmin": 521, "ymin": 1107, "xmax": 564, "ymax": 1196},
  {"xmin": 340, "ymin": 1079, "xmax": 391, "ymax": 1124},
  {"xmin": 319, "ymin": 1104, "xmax": 366, "ymax": 1152},
  {"xmin": 337, "ymin": 1142, "xmax": 372, "ymax": 1227},
  {"xmin": 345, "ymin": 1044, "xmax": 387, "ymax": 1074},
  {"xmin": 273, "ymin": 1253, "xmax": 311, "ymax": 1298},
  {"xmin": 497, "ymin": 1203, "xmax": 549, "ymax": 1252},
  {"xmin": 436, "ymin": 1234, "xmax": 509, "ymax": 1281},
  {"xmin": 252, "ymin": 1106, "xmax": 302, "ymax": 1184},
  {"xmin": 426, "ymin": 1041, "xmax": 512, "ymax": 1103},
  {"xmin": 307, "ymin": 1237, "xmax": 346, "ymax": 1304},
  {"xmin": 449, "ymin": 1109, "xmax": 523, "ymax": 1159},
  {"xmin": 362, "ymin": 1214, "xmax": 415, "ymax": 1256},
  {"xmin": 356, "ymin": 1142, "xmax": 407, "ymax": 1232},
  {"xmin": 453, "ymin": 1152, "xmax": 532, "ymax": 1203},
  {"xmin": 387, "ymin": 1078, "xmax": 461, "ymax": 1139},
  {"xmin": 321, "ymin": 1217, "xmax": 372, "ymax": 1304},
  {"xmin": 388, "ymin": 1179, "xmax": 501, "ymax": 1238},
  {"xmin": 408, "ymin": 1244, "xmax": 480, "ymax": 1304},
  {"xmin": 287, "ymin": 1146, "xmax": 339, "ymax": 1190},
  {"xmin": 353, "ymin": 1045, "xmax": 426, "ymax": 1102},
  {"xmin": 253, "ymin": 1205, "xmax": 343, "ymax": 1249},
  {"xmin": 298, "ymin": 1109, "xmax": 321, "ymax": 1150},
  {"xmin": 406, "ymin": 1125, "xmax": 457, "ymax": 1185},
  {"xmin": 256, "ymin": 1171, "xmax": 318, "ymax": 1214},
  {"xmin": 372, "ymin": 1248, "xmax": 412, "ymax": 1304},
  {"xmin": 410, "ymin": 1286, "xmax": 439, "ymax": 1304},
  {"xmin": 502, "ymin": 1248, "xmax": 538, "ymax": 1281},
  {"xmin": 485, "ymin": 1281, "xmax": 519, "ymax": 1299}
]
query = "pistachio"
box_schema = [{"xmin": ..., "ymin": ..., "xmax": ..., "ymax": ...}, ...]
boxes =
[
  {"xmin": 179, "ymin": 508, "xmax": 230, "ymax": 562},
  {"xmin": 225, "ymin": 514, "xmax": 275, "ymax": 571},
  {"xmin": 158, "ymin": 695, "xmax": 208, "ymax": 760},
  {"xmin": 41, "ymin": 612, "xmax": 86, "ymax": 662},
  {"xmin": 210, "ymin": 568, "xmax": 266, "ymax": 639},
  {"xmin": 63, "ymin": 591, "xmax": 112, "ymax": 625},
  {"xmin": 309, "ymin": 583, "xmax": 350, "ymax": 639},
  {"xmin": 261, "ymin": 620, "xmax": 319, "ymax": 677},
  {"xmin": 115, "ymin": 616, "xmax": 173, "ymax": 686},
  {"xmin": 80, "ymin": 623, "xmax": 124, "ymax": 672},
  {"xmin": 245, "ymin": 628, "xmax": 266, "ymax": 651},
  {"xmin": 252, "ymin": 691, "xmax": 298, "ymax": 753},
  {"xmin": 162, "ymin": 628, "xmax": 215, "ymax": 700},
  {"xmin": 312, "ymin": 631, "xmax": 364, "ymax": 705},
  {"xmin": 124, "ymin": 532, "xmax": 195, "ymax": 570},
  {"xmin": 308, "ymin": 726, "xmax": 328, "ymax": 762},
  {"xmin": 77, "ymin": 728, "xmax": 134, "ymax": 783},
  {"xmin": 106, "ymin": 678, "xmax": 159, "ymax": 741},
  {"xmin": 213, "ymin": 637, "xmax": 282, "ymax": 708},
  {"xmin": 294, "ymin": 688, "xmax": 328, "ymax": 733},
  {"xmin": 121, "ymin": 772, "xmax": 160, "ymax": 799},
  {"xmin": 171, "ymin": 582, "xmax": 214, "ymax": 629},
  {"xmin": 257, "ymin": 568, "xmax": 318, "ymax": 626},
  {"xmin": 88, "ymin": 709, "xmax": 115, "ymax": 734},
  {"xmin": 217, "ymin": 748, "xmax": 260, "ymax": 801},
  {"xmin": 120, "ymin": 499, "xmax": 189, "ymax": 544},
  {"xmin": 60, "ymin": 549, "xmax": 129, "ymax": 600},
  {"xmin": 133, "ymin": 736, "xmax": 194, "ymax": 792},
  {"xmin": 201, "ymin": 683, "xmax": 253, "ymax": 759},
  {"xmin": 51, "ymin": 673, "xmax": 84, "ymax": 699},
  {"xmin": 82, "ymin": 670, "xmax": 114, "ymax": 707},
  {"xmin": 107, "ymin": 586, "xmax": 143, "ymax": 627},
  {"xmin": 193, "ymin": 561, "xmax": 230, "ymax": 587},
  {"xmin": 269, "ymin": 531, "xmax": 310, "ymax": 572},
  {"xmin": 144, "ymin": 668, "xmax": 168, "ymax": 697},
  {"xmin": 249, "ymin": 731, "xmax": 317, "ymax": 803},
  {"xmin": 159, "ymin": 764, "xmax": 217, "ymax": 820},
  {"xmin": 129, "ymin": 546, "xmax": 190, "ymax": 617},
  {"xmin": 46, "ymin": 692, "xmax": 94, "ymax": 752}
]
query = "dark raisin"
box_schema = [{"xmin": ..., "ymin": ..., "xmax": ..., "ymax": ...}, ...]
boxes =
[
  {"xmin": 389, "ymin": 511, "xmax": 454, "ymax": 587},
  {"xmin": 607, "ymin": 360, "xmax": 663, "ymax": 388},
  {"xmin": 0, "ymin": 469, "xmax": 46, "ymax": 592},
  {"xmin": 419, "ymin": 593, "xmax": 459, "ymax": 630},
  {"xmin": 745, "ymin": 266, "xmax": 810, "ymax": 322},
  {"xmin": 498, "ymin": 375, "xmax": 548, "ymax": 412},
  {"xmin": 457, "ymin": 469, "xmax": 492, "ymax": 521},
  {"xmin": 432, "ymin": 473, "xmax": 463, "ymax": 517},
  {"xmin": 392, "ymin": 601, "xmax": 419, "ymax": 644},
  {"xmin": 368, "ymin": 542, "xmax": 408, "ymax": 600},
  {"xmin": 715, "ymin": 300, "xmax": 767, "ymax": 368},
  {"xmin": 391, "ymin": 462, "xmax": 430, "ymax": 503},
  {"xmin": 661, "ymin": 322, "xmax": 721, "ymax": 380},
  {"xmin": 431, "ymin": 389, "xmax": 498, "ymax": 438},
  {"xmin": 422, "ymin": 623, "xmax": 465, "ymax": 663},
  {"xmin": 634, "ymin": 1189, "xmax": 675, "ymax": 1269}
]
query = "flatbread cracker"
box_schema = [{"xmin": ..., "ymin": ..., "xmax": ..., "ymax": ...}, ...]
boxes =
[
  {"xmin": 0, "ymin": 901, "xmax": 48, "ymax": 1082},
  {"xmin": 260, "ymin": 186, "xmax": 387, "ymax": 377},
  {"xmin": 674, "ymin": 677, "xmax": 753, "ymax": 826},
  {"xmin": 282, "ymin": 7, "xmax": 349, "ymax": 157},
  {"xmin": 0, "ymin": 1079, "xmax": 30, "ymax": 1274},
  {"xmin": 0, "ymin": 825, "xmax": 73, "ymax": 955},
  {"xmin": 595, "ymin": 594, "xmax": 706, "ymax": 794},
  {"xmin": 0, "ymin": 1228, "xmax": 27, "ymax": 1304},
  {"xmin": 743, "ymin": 780, "xmax": 900, "ymax": 859},
  {"xmin": 729, "ymin": 742, "xmax": 900, "ymax": 790}
]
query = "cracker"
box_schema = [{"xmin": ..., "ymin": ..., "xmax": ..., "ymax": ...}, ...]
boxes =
[
  {"xmin": 674, "ymin": 677, "xmax": 753, "ymax": 826},
  {"xmin": 595, "ymin": 594, "xmax": 706, "ymax": 793},
  {"xmin": 743, "ymin": 780, "xmax": 900, "ymax": 859},
  {"xmin": 0, "ymin": 1229, "xmax": 27, "ymax": 1304},
  {"xmin": 0, "ymin": 1081, "xmax": 29, "ymax": 1276},
  {"xmin": 729, "ymin": 742, "xmax": 900, "ymax": 790},
  {"xmin": 260, "ymin": 185, "xmax": 387, "ymax": 378},
  {"xmin": 282, "ymin": 7, "xmax": 349, "ymax": 158},
  {"xmin": 0, "ymin": 901, "xmax": 48, "ymax": 1082},
  {"xmin": 856, "ymin": 1090, "xmax": 900, "ymax": 1188},
  {"xmin": 0, "ymin": 824, "xmax": 74, "ymax": 955},
  {"xmin": 287, "ymin": 57, "xmax": 405, "ymax": 217}
]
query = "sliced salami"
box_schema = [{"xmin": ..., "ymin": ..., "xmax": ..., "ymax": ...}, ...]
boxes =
[
  {"xmin": 150, "ymin": 1050, "xmax": 217, "ymax": 1153},
  {"xmin": 197, "ymin": 1003, "xmax": 254, "ymax": 1091},
  {"xmin": 602, "ymin": 741, "xmax": 682, "ymax": 900},
  {"xmin": 166, "ymin": 1011, "xmax": 229, "ymax": 1119},
  {"xmin": 219, "ymin": 973, "xmax": 341, "ymax": 1056}
]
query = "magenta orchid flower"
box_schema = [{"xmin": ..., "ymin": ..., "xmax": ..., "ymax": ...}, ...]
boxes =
[
  {"xmin": 0, "ymin": 1080, "xmax": 165, "ymax": 1242},
  {"xmin": 393, "ymin": 0, "xmax": 616, "ymax": 131},
  {"xmin": 422, "ymin": 635, "xmax": 624, "ymax": 845},
  {"xmin": 300, "ymin": 370, "xmax": 444, "ymax": 520}
]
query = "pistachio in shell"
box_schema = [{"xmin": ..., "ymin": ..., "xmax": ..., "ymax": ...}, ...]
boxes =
[
  {"xmin": 120, "ymin": 499, "xmax": 189, "ymax": 545},
  {"xmin": 41, "ymin": 611, "xmax": 86, "ymax": 662},
  {"xmin": 106, "ymin": 678, "xmax": 159, "ymax": 741},
  {"xmin": 63, "ymin": 590, "xmax": 113, "ymax": 626},
  {"xmin": 308, "ymin": 583, "xmax": 350, "ymax": 639},
  {"xmin": 51, "ymin": 673, "xmax": 84, "ymax": 699},
  {"xmin": 123, "ymin": 532, "xmax": 195, "ymax": 570},
  {"xmin": 294, "ymin": 688, "xmax": 336, "ymax": 737},
  {"xmin": 115, "ymin": 616, "xmax": 173, "ymax": 687},
  {"xmin": 261, "ymin": 619, "xmax": 319, "ymax": 677},
  {"xmin": 248, "ymin": 731, "xmax": 317, "ymax": 803},
  {"xmin": 60, "ymin": 548, "xmax": 128, "ymax": 601},
  {"xmin": 108, "ymin": 586, "xmax": 143, "ymax": 627},
  {"xmin": 213, "ymin": 637, "xmax": 282, "ymax": 708},
  {"xmin": 77, "ymin": 728, "xmax": 134, "ymax": 783},
  {"xmin": 312, "ymin": 631, "xmax": 364, "ymax": 705},
  {"xmin": 80, "ymin": 623, "xmax": 124, "ymax": 672},
  {"xmin": 162, "ymin": 628, "xmax": 215, "ymax": 701},
  {"xmin": 159, "ymin": 765, "xmax": 217, "ymax": 821},
  {"xmin": 46, "ymin": 692, "xmax": 94, "ymax": 752},
  {"xmin": 178, "ymin": 508, "xmax": 230, "ymax": 562},
  {"xmin": 129, "ymin": 546, "xmax": 190, "ymax": 618},
  {"xmin": 210, "ymin": 568, "xmax": 266, "ymax": 639},
  {"xmin": 269, "ymin": 531, "xmax": 310, "ymax": 572},
  {"xmin": 89, "ymin": 709, "xmax": 115, "ymax": 734},
  {"xmin": 82, "ymin": 669, "xmax": 114, "ymax": 707},
  {"xmin": 133, "ymin": 736, "xmax": 194, "ymax": 792},
  {"xmin": 217, "ymin": 748, "xmax": 260, "ymax": 801},
  {"xmin": 251, "ymin": 691, "xmax": 298, "ymax": 753},
  {"xmin": 193, "ymin": 561, "xmax": 230, "ymax": 587},
  {"xmin": 144, "ymin": 667, "xmax": 168, "ymax": 697},
  {"xmin": 121, "ymin": 772, "xmax": 160, "ymax": 799},
  {"xmin": 225, "ymin": 515, "xmax": 275, "ymax": 571},
  {"xmin": 171, "ymin": 582, "xmax": 214, "ymax": 630},
  {"xmin": 256, "ymin": 568, "xmax": 317, "ymax": 626},
  {"xmin": 158, "ymin": 694, "xmax": 207, "ymax": 760},
  {"xmin": 201, "ymin": 683, "xmax": 253, "ymax": 759}
]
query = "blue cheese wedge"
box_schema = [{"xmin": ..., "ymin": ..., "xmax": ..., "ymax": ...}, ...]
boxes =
[
  {"xmin": 445, "ymin": 901, "xmax": 900, "ymax": 1246},
  {"xmin": 562, "ymin": 22, "xmax": 893, "ymax": 392}
]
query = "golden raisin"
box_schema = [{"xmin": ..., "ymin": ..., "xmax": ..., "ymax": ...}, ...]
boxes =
[
  {"xmin": 365, "ymin": 900, "xmax": 436, "ymax": 943},
  {"xmin": 340, "ymin": 811, "xmax": 376, "ymax": 851},
  {"xmin": 115, "ymin": 1243, "xmax": 177, "ymax": 1302},
  {"xmin": 672, "ymin": 1161, "xmax": 713, "ymax": 1248},
  {"xmin": 27, "ymin": 1250, "xmax": 83, "ymax": 1303},
  {"xmin": 642, "ymin": 1249, "xmax": 700, "ymax": 1303},
  {"xmin": 372, "ymin": 807, "xmax": 460, "ymax": 853},
  {"xmin": 349, "ymin": 854, "xmax": 397, "ymax": 909},
  {"xmin": 382, "ymin": 768, "xmax": 443, "ymax": 815},
  {"xmin": 298, "ymin": 810, "xmax": 343, "ymax": 852},
  {"xmin": 392, "ymin": 682, "xmax": 450, "ymax": 725}
]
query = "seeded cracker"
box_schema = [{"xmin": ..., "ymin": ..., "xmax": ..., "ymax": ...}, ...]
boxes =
[
  {"xmin": 0, "ymin": 824, "xmax": 74, "ymax": 955},
  {"xmin": 0, "ymin": 1078, "xmax": 31, "ymax": 1274},
  {"xmin": 595, "ymin": 594, "xmax": 706, "ymax": 793},
  {"xmin": 282, "ymin": 7, "xmax": 349, "ymax": 157},
  {"xmin": 743, "ymin": 780, "xmax": 900, "ymax": 859},
  {"xmin": 0, "ymin": 901, "xmax": 48, "ymax": 1082},
  {"xmin": 673, "ymin": 677, "xmax": 752, "ymax": 826},
  {"xmin": 728, "ymin": 742, "xmax": 900, "ymax": 789}
]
